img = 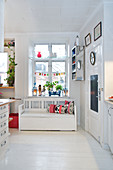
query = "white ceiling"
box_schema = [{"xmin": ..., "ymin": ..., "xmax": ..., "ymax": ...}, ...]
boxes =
[{"xmin": 4, "ymin": 0, "xmax": 103, "ymax": 33}]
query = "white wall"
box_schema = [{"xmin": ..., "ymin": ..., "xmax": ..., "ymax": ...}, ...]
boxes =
[
  {"xmin": 80, "ymin": 2, "xmax": 113, "ymax": 147},
  {"xmin": 0, "ymin": 0, "xmax": 4, "ymax": 52},
  {"xmin": 104, "ymin": 2, "xmax": 113, "ymax": 99},
  {"xmin": 5, "ymin": 32, "xmax": 81, "ymax": 123},
  {"xmin": 79, "ymin": 4, "xmax": 104, "ymax": 130}
]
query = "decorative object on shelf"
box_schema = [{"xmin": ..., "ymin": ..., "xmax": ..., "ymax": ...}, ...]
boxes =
[
  {"xmin": 76, "ymin": 35, "xmax": 79, "ymax": 46},
  {"xmin": 37, "ymin": 51, "xmax": 41, "ymax": 58},
  {"xmin": 90, "ymin": 51, "xmax": 96, "ymax": 65},
  {"xmin": 85, "ymin": 33, "xmax": 91, "ymax": 47},
  {"xmin": 74, "ymin": 35, "xmax": 79, "ymax": 46},
  {"xmin": 94, "ymin": 22, "xmax": 102, "ymax": 41},
  {"xmin": 77, "ymin": 60, "xmax": 81, "ymax": 70},
  {"xmin": 0, "ymin": 83, "xmax": 3, "ymax": 87},
  {"xmin": 32, "ymin": 82, "xmax": 37, "ymax": 96},
  {"xmin": 4, "ymin": 45, "xmax": 17, "ymax": 86},
  {"xmin": 38, "ymin": 85, "xmax": 41, "ymax": 96}
]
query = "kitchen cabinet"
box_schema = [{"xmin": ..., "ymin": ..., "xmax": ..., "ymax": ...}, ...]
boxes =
[
  {"xmin": 0, "ymin": 99, "xmax": 15, "ymax": 159},
  {"xmin": 107, "ymin": 102, "xmax": 113, "ymax": 153}
]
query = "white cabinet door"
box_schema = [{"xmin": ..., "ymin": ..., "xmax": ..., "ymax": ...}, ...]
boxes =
[{"xmin": 108, "ymin": 105, "xmax": 113, "ymax": 153}]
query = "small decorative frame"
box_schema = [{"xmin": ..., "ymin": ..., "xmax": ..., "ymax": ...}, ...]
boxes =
[
  {"xmin": 94, "ymin": 22, "xmax": 102, "ymax": 41},
  {"xmin": 90, "ymin": 51, "xmax": 96, "ymax": 65},
  {"xmin": 85, "ymin": 33, "xmax": 91, "ymax": 47}
]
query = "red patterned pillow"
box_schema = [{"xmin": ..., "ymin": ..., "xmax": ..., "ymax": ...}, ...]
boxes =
[
  {"xmin": 65, "ymin": 100, "xmax": 69, "ymax": 104},
  {"xmin": 67, "ymin": 101, "xmax": 74, "ymax": 114},
  {"xmin": 55, "ymin": 105, "xmax": 66, "ymax": 114},
  {"xmin": 64, "ymin": 100, "xmax": 74, "ymax": 114},
  {"xmin": 49, "ymin": 104, "xmax": 56, "ymax": 113}
]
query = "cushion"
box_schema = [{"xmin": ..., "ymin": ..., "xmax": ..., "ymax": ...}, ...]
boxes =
[
  {"xmin": 55, "ymin": 105, "xmax": 66, "ymax": 114},
  {"xmin": 49, "ymin": 104, "xmax": 56, "ymax": 113},
  {"xmin": 47, "ymin": 104, "xmax": 56, "ymax": 113},
  {"xmin": 64, "ymin": 100, "xmax": 74, "ymax": 114}
]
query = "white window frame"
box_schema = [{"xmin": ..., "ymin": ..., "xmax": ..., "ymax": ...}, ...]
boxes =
[{"xmin": 32, "ymin": 43, "xmax": 68, "ymax": 96}]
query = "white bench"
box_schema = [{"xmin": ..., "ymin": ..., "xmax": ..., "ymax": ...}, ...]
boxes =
[{"xmin": 18, "ymin": 98, "xmax": 77, "ymax": 131}]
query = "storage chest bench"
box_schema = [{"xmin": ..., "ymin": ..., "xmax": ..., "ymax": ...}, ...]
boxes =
[{"xmin": 18, "ymin": 98, "xmax": 77, "ymax": 131}]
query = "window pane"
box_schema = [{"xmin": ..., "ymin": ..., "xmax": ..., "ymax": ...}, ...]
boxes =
[
  {"xmin": 35, "ymin": 75, "xmax": 49, "ymax": 96},
  {"xmin": 52, "ymin": 45, "xmax": 66, "ymax": 58},
  {"xmin": 52, "ymin": 62, "xmax": 65, "ymax": 73},
  {"xmin": 34, "ymin": 45, "xmax": 49, "ymax": 59},
  {"xmin": 90, "ymin": 75, "xmax": 98, "ymax": 113},
  {"xmin": 52, "ymin": 62, "xmax": 65, "ymax": 90},
  {"xmin": 34, "ymin": 62, "xmax": 49, "ymax": 96},
  {"xmin": 0, "ymin": 53, "xmax": 7, "ymax": 72},
  {"xmin": 35, "ymin": 62, "xmax": 48, "ymax": 73},
  {"xmin": 52, "ymin": 75, "xmax": 65, "ymax": 89},
  {"xmin": 0, "ymin": 53, "xmax": 8, "ymax": 85}
]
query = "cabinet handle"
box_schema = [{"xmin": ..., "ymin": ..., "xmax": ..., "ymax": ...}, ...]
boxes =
[
  {"xmin": 108, "ymin": 107, "xmax": 113, "ymax": 116},
  {"xmin": 0, "ymin": 114, "xmax": 6, "ymax": 119},
  {"xmin": 0, "ymin": 122, "xmax": 6, "ymax": 128},
  {"xmin": 1, "ymin": 140, "xmax": 6, "ymax": 147},
  {"xmin": 3, "ymin": 114, "xmax": 6, "ymax": 118},
  {"xmin": 1, "ymin": 130, "xmax": 6, "ymax": 136}
]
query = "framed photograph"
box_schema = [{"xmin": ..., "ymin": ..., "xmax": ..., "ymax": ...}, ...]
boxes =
[
  {"xmin": 85, "ymin": 33, "xmax": 91, "ymax": 47},
  {"xmin": 94, "ymin": 22, "xmax": 102, "ymax": 41}
]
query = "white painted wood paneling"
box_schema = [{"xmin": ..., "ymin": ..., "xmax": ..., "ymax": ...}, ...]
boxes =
[{"xmin": 0, "ymin": 0, "xmax": 4, "ymax": 52}]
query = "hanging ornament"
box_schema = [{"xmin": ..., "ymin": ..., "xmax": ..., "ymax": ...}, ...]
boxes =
[{"xmin": 37, "ymin": 51, "xmax": 42, "ymax": 58}]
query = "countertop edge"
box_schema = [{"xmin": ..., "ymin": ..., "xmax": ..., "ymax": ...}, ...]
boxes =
[{"xmin": 0, "ymin": 99, "xmax": 16, "ymax": 106}]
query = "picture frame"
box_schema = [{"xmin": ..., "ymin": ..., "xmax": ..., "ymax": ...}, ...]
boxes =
[
  {"xmin": 85, "ymin": 33, "xmax": 91, "ymax": 47},
  {"xmin": 94, "ymin": 22, "xmax": 102, "ymax": 41}
]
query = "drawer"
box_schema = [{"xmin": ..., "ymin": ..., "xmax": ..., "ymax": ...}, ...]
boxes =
[
  {"xmin": 0, "ymin": 112, "xmax": 8, "ymax": 124},
  {"xmin": 0, "ymin": 128, "xmax": 8, "ymax": 144},
  {"xmin": 0, "ymin": 120, "xmax": 8, "ymax": 132},
  {"xmin": 0, "ymin": 137, "xmax": 8, "ymax": 156},
  {"xmin": 0, "ymin": 105, "xmax": 8, "ymax": 114}
]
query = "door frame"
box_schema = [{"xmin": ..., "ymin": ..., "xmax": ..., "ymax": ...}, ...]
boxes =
[{"xmin": 85, "ymin": 40, "xmax": 104, "ymax": 144}]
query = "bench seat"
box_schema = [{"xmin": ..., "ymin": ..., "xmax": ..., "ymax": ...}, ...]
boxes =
[
  {"xmin": 19, "ymin": 98, "xmax": 77, "ymax": 131},
  {"xmin": 21, "ymin": 112, "xmax": 75, "ymax": 118}
]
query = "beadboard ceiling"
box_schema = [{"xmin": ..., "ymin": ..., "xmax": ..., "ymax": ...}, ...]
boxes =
[{"xmin": 4, "ymin": 0, "xmax": 103, "ymax": 33}]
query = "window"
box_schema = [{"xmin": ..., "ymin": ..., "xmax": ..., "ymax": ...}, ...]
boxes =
[
  {"xmin": 30, "ymin": 43, "xmax": 68, "ymax": 96},
  {"xmin": 52, "ymin": 62, "xmax": 65, "ymax": 89},
  {"xmin": 0, "ymin": 53, "xmax": 8, "ymax": 85},
  {"xmin": 34, "ymin": 45, "xmax": 49, "ymax": 58},
  {"xmin": 52, "ymin": 44, "xmax": 66, "ymax": 58}
]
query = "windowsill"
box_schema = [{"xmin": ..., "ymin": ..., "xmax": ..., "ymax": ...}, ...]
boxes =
[
  {"xmin": 28, "ymin": 96, "xmax": 69, "ymax": 98},
  {"xmin": 0, "ymin": 86, "xmax": 14, "ymax": 89}
]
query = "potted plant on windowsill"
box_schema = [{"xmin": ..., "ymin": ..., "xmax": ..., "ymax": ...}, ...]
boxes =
[
  {"xmin": 44, "ymin": 81, "xmax": 58, "ymax": 96},
  {"xmin": 4, "ymin": 45, "xmax": 17, "ymax": 86},
  {"xmin": 55, "ymin": 85, "xmax": 63, "ymax": 96}
]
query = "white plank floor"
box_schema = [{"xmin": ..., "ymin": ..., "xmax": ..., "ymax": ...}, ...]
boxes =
[{"xmin": 0, "ymin": 128, "xmax": 113, "ymax": 170}]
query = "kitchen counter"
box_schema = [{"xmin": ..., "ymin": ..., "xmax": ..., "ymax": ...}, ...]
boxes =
[
  {"xmin": 105, "ymin": 100, "xmax": 113, "ymax": 105},
  {"xmin": 0, "ymin": 99, "xmax": 16, "ymax": 106}
]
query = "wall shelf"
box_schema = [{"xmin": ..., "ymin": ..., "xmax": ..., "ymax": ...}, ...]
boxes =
[{"xmin": 71, "ymin": 46, "xmax": 85, "ymax": 81}]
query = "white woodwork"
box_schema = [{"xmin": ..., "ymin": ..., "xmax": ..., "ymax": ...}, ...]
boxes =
[
  {"xmin": 0, "ymin": 0, "xmax": 4, "ymax": 52},
  {"xmin": 107, "ymin": 102, "xmax": 113, "ymax": 154},
  {"xmin": 19, "ymin": 97, "xmax": 77, "ymax": 131},
  {"xmin": 0, "ymin": 104, "xmax": 9, "ymax": 159}
]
